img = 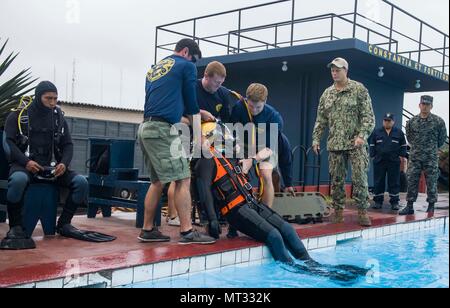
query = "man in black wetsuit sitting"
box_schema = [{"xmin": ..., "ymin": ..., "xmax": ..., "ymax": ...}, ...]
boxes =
[
  {"xmin": 1, "ymin": 81, "xmax": 115, "ymax": 250},
  {"xmin": 195, "ymin": 121, "xmax": 370, "ymax": 282}
]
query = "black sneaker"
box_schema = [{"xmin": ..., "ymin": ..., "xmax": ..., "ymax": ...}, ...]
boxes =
[
  {"xmin": 426, "ymin": 203, "xmax": 435, "ymax": 214},
  {"xmin": 138, "ymin": 228, "xmax": 171, "ymax": 243},
  {"xmin": 179, "ymin": 230, "xmax": 216, "ymax": 245},
  {"xmin": 391, "ymin": 203, "xmax": 400, "ymax": 211}
]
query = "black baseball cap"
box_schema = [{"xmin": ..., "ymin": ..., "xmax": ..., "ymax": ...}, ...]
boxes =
[{"xmin": 384, "ymin": 113, "xmax": 395, "ymax": 121}]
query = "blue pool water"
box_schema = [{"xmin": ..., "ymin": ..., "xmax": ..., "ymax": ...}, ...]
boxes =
[{"xmin": 129, "ymin": 225, "xmax": 449, "ymax": 288}]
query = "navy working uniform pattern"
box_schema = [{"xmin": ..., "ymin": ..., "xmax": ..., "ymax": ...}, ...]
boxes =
[{"xmin": 406, "ymin": 113, "xmax": 447, "ymax": 204}]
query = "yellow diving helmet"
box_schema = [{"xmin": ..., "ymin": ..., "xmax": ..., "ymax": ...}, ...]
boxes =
[{"xmin": 201, "ymin": 120, "xmax": 235, "ymax": 149}]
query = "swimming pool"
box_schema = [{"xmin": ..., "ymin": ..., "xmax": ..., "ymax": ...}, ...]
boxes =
[{"xmin": 128, "ymin": 225, "xmax": 449, "ymax": 288}]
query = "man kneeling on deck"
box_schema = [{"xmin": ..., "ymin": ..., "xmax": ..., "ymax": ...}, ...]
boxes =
[
  {"xmin": 195, "ymin": 122, "xmax": 370, "ymax": 283},
  {"xmin": 1, "ymin": 81, "xmax": 115, "ymax": 250}
]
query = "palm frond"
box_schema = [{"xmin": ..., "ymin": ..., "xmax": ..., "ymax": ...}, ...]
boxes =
[{"xmin": 0, "ymin": 38, "xmax": 37, "ymax": 128}]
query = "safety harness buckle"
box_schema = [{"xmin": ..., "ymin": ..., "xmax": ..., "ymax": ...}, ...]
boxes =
[{"xmin": 244, "ymin": 182, "xmax": 253, "ymax": 191}]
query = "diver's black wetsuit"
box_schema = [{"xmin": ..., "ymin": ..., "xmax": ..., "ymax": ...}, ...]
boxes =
[
  {"xmin": 195, "ymin": 157, "xmax": 309, "ymax": 263},
  {"xmin": 1, "ymin": 81, "xmax": 115, "ymax": 249},
  {"xmin": 195, "ymin": 156, "xmax": 370, "ymax": 283},
  {"xmin": 2, "ymin": 81, "xmax": 87, "ymax": 230}
]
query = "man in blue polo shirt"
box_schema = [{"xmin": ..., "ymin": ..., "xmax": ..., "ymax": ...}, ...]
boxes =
[
  {"xmin": 138, "ymin": 38, "xmax": 216, "ymax": 245},
  {"xmin": 196, "ymin": 61, "xmax": 235, "ymax": 123},
  {"xmin": 369, "ymin": 113, "xmax": 408, "ymax": 211},
  {"xmin": 230, "ymin": 83, "xmax": 284, "ymax": 208}
]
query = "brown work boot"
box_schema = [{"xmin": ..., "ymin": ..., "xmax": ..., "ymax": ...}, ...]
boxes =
[
  {"xmin": 358, "ymin": 209, "xmax": 372, "ymax": 227},
  {"xmin": 333, "ymin": 209, "xmax": 344, "ymax": 224}
]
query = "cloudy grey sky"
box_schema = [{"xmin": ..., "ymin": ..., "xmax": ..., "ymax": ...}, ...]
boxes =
[{"xmin": 0, "ymin": 0, "xmax": 448, "ymax": 130}]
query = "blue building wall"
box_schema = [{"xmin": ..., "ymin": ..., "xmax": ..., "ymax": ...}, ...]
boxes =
[{"xmin": 218, "ymin": 64, "xmax": 405, "ymax": 187}]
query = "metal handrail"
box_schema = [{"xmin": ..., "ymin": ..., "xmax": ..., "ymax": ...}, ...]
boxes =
[
  {"xmin": 382, "ymin": 0, "xmax": 448, "ymax": 38},
  {"xmin": 157, "ymin": 0, "xmax": 292, "ymax": 29},
  {"xmin": 228, "ymin": 12, "xmax": 398, "ymax": 48},
  {"xmin": 228, "ymin": 13, "xmax": 347, "ymax": 34},
  {"xmin": 292, "ymin": 145, "xmax": 323, "ymax": 191},
  {"xmin": 155, "ymin": 0, "xmax": 449, "ymax": 75},
  {"xmin": 355, "ymin": 12, "xmax": 449, "ymax": 58}
]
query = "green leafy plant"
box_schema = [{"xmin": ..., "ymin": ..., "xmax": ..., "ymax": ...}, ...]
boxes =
[{"xmin": 0, "ymin": 38, "xmax": 37, "ymax": 128}]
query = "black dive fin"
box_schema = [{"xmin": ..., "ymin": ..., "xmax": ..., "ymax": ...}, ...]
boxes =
[
  {"xmin": 304, "ymin": 259, "xmax": 370, "ymax": 278},
  {"xmin": 293, "ymin": 264, "xmax": 359, "ymax": 283},
  {"xmin": 333, "ymin": 264, "xmax": 371, "ymax": 277},
  {"xmin": 58, "ymin": 224, "xmax": 116, "ymax": 243}
]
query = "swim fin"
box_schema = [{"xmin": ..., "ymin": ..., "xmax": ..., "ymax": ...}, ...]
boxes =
[
  {"xmin": 305, "ymin": 260, "xmax": 370, "ymax": 277},
  {"xmin": 0, "ymin": 226, "xmax": 36, "ymax": 250},
  {"xmin": 292, "ymin": 263, "xmax": 359, "ymax": 283},
  {"xmin": 333, "ymin": 264, "xmax": 371, "ymax": 277},
  {"xmin": 57, "ymin": 224, "xmax": 116, "ymax": 243}
]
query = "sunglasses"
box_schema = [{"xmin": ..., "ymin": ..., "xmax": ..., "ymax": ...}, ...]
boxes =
[{"xmin": 191, "ymin": 54, "xmax": 200, "ymax": 63}]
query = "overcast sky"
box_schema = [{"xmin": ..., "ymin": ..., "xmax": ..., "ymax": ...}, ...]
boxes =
[{"xmin": 1, "ymin": 0, "xmax": 448, "ymax": 131}]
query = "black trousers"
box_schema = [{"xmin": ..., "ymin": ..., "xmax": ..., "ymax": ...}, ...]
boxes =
[{"xmin": 373, "ymin": 160, "xmax": 401, "ymax": 205}]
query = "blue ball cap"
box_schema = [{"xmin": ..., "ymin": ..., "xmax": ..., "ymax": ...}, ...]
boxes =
[{"xmin": 384, "ymin": 113, "xmax": 395, "ymax": 121}]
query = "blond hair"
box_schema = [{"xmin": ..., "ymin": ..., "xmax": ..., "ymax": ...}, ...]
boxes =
[
  {"xmin": 246, "ymin": 83, "xmax": 268, "ymax": 102},
  {"xmin": 205, "ymin": 61, "xmax": 227, "ymax": 78}
]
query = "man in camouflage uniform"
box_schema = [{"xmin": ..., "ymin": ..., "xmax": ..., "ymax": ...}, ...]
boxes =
[
  {"xmin": 312, "ymin": 58, "xmax": 375, "ymax": 226},
  {"xmin": 400, "ymin": 95, "xmax": 448, "ymax": 215}
]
